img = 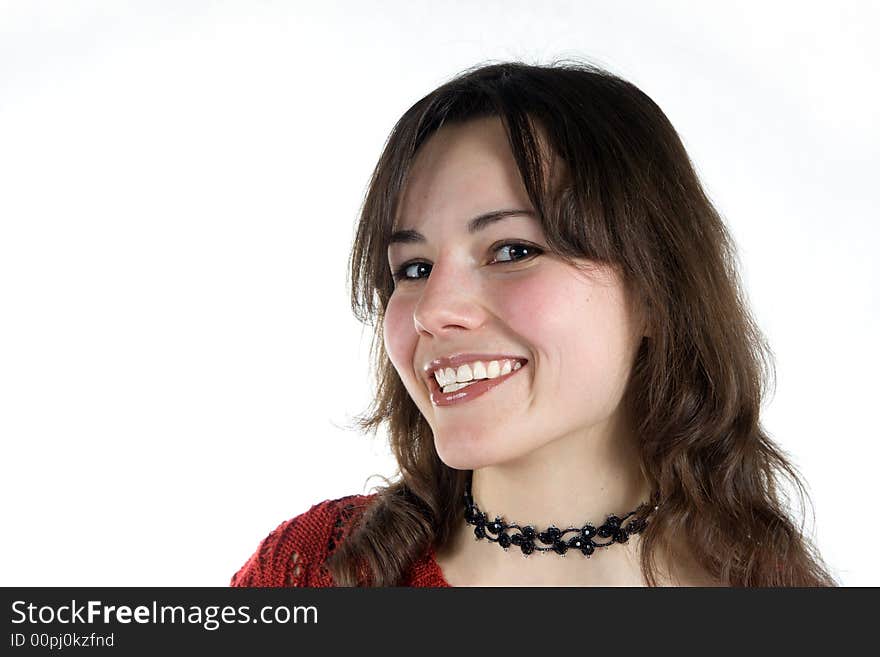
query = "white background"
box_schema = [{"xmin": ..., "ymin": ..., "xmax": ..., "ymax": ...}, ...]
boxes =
[{"xmin": 1, "ymin": 1, "xmax": 876, "ymax": 586}]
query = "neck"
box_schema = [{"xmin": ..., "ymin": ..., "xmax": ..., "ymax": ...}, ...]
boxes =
[
  {"xmin": 470, "ymin": 416, "xmax": 652, "ymax": 529},
  {"xmin": 436, "ymin": 413, "xmax": 659, "ymax": 586}
]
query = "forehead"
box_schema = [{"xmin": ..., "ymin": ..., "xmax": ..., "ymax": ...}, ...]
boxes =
[{"xmin": 394, "ymin": 116, "xmax": 533, "ymax": 232}]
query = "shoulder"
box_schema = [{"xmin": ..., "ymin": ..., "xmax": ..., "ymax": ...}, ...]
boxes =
[{"xmin": 230, "ymin": 493, "xmax": 378, "ymax": 587}]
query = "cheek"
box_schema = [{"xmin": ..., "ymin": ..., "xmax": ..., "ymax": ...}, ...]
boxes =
[
  {"xmin": 383, "ymin": 295, "xmax": 418, "ymax": 380},
  {"xmin": 500, "ymin": 269, "xmax": 595, "ymax": 356},
  {"xmin": 500, "ymin": 270, "xmax": 573, "ymax": 329},
  {"xmin": 503, "ymin": 269, "xmax": 633, "ymax": 387}
]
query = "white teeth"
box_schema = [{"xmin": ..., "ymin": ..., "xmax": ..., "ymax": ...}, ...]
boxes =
[
  {"xmin": 433, "ymin": 358, "xmax": 526, "ymax": 390},
  {"xmin": 472, "ymin": 361, "xmax": 487, "ymax": 379},
  {"xmin": 441, "ymin": 380, "xmax": 478, "ymax": 393}
]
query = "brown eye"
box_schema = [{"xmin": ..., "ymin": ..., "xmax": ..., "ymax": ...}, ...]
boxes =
[
  {"xmin": 392, "ymin": 242, "xmax": 543, "ymax": 283},
  {"xmin": 393, "ymin": 262, "xmax": 431, "ymax": 282},
  {"xmin": 492, "ymin": 243, "xmax": 540, "ymax": 264}
]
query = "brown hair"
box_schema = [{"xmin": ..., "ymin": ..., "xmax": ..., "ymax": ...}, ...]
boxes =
[{"xmin": 327, "ymin": 60, "xmax": 837, "ymax": 586}]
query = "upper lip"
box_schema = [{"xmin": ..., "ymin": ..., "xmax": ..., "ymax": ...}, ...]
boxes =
[{"xmin": 421, "ymin": 352, "xmax": 529, "ymax": 383}]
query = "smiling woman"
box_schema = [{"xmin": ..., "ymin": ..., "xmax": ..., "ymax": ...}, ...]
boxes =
[{"xmin": 230, "ymin": 60, "xmax": 837, "ymax": 587}]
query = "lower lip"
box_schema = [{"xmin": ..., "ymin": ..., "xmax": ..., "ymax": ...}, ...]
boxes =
[{"xmin": 429, "ymin": 363, "xmax": 528, "ymax": 407}]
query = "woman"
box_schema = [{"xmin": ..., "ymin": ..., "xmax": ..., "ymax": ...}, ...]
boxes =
[{"xmin": 231, "ymin": 61, "xmax": 837, "ymax": 587}]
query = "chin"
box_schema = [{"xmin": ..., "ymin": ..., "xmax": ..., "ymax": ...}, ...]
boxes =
[{"xmin": 434, "ymin": 433, "xmax": 526, "ymax": 471}]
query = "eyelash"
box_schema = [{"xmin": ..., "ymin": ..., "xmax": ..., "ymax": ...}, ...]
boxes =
[{"xmin": 391, "ymin": 242, "xmax": 543, "ymax": 283}]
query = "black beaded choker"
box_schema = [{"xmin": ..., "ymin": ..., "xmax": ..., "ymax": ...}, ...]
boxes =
[{"xmin": 464, "ymin": 479, "xmax": 658, "ymax": 557}]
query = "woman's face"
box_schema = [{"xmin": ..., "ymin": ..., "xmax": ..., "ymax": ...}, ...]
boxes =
[{"xmin": 384, "ymin": 116, "xmax": 645, "ymax": 470}]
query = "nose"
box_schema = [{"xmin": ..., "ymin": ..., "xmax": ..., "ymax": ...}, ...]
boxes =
[{"xmin": 412, "ymin": 258, "xmax": 489, "ymax": 337}]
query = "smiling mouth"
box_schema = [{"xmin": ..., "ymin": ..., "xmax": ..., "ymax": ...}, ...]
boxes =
[{"xmin": 427, "ymin": 360, "xmax": 528, "ymax": 407}]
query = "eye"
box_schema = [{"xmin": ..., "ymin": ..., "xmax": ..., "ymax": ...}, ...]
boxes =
[{"xmin": 391, "ymin": 242, "xmax": 543, "ymax": 283}]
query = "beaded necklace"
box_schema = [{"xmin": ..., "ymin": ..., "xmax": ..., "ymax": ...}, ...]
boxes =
[{"xmin": 464, "ymin": 478, "xmax": 658, "ymax": 557}]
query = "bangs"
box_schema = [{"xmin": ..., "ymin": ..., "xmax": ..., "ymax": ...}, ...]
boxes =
[{"xmin": 351, "ymin": 61, "xmax": 673, "ymax": 323}]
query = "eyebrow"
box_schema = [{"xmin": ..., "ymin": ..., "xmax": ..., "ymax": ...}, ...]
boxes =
[{"xmin": 388, "ymin": 209, "xmax": 536, "ymax": 246}]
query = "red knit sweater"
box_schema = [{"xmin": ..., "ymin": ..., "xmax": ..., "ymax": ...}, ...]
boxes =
[{"xmin": 230, "ymin": 493, "xmax": 451, "ymax": 587}]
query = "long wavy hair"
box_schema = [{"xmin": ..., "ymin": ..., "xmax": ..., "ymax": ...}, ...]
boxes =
[{"xmin": 327, "ymin": 60, "xmax": 837, "ymax": 587}]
